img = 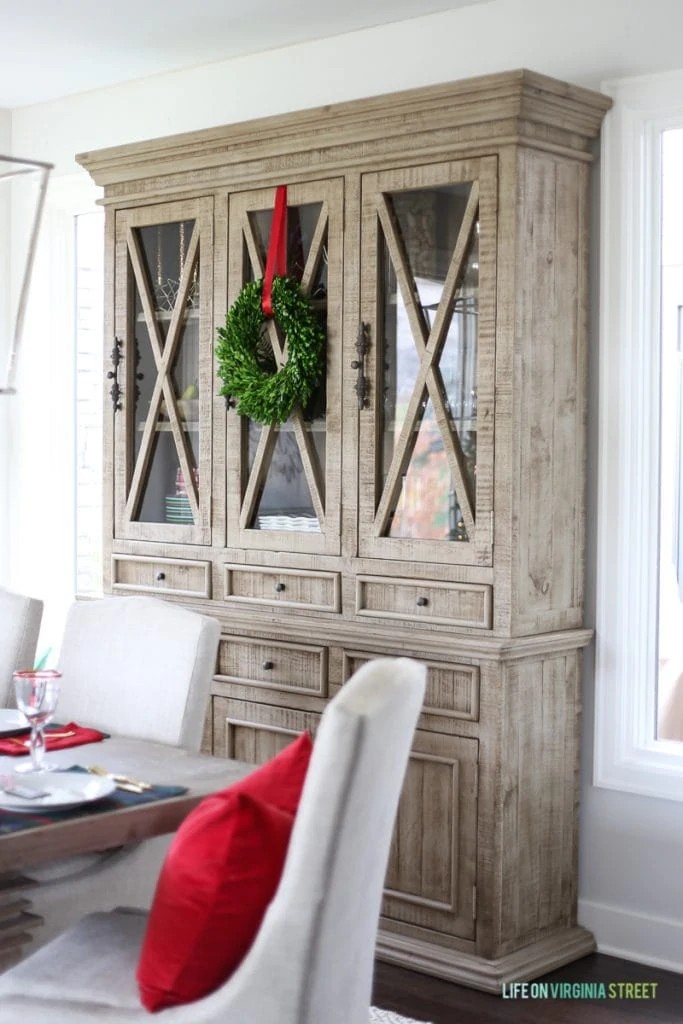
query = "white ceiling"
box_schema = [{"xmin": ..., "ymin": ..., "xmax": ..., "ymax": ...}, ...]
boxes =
[{"xmin": 0, "ymin": 0, "xmax": 489, "ymax": 109}]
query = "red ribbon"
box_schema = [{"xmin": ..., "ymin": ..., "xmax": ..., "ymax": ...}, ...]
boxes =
[{"xmin": 262, "ymin": 185, "xmax": 288, "ymax": 317}]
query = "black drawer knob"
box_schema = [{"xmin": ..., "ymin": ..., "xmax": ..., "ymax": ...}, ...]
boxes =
[
  {"xmin": 416, "ymin": 596, "xmax": 429, "ymax": 607},
  {"xmin": 156, "ymin": 572, "xmax": 166, "ymax": 581},
  {"xmin": 262, "ymin": 660, "xmax": 274, "ymax": 670},
  {"xmin": 275, "ymin": 582, "xmax": 286, "ymax": 593}
]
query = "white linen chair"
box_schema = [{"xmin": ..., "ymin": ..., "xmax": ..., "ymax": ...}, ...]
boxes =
[
  {"xmin": 22, "ymin": 595, "xmax": 221, "ymax": 952},
  {"xmin": 0, "ymin": 586, "xmax": 43, "ymax": 706},
  {"xmin": 56, "ymin": 596, "xmax": 220, "ymax": 750},
  {"xmin": 0, "ymin": 656, "xmax": 426, "ymax": 1024}
]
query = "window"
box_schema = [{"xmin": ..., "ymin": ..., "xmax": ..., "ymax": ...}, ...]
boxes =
[
  {"xmin": 75, "ymin": 210, "xmax": 104, "ymax": 596},
  {"xmin": 595, "ymin": 70, "xmax": 683, "ymax": 801}
]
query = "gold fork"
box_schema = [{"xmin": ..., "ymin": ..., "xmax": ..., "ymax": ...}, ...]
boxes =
[{"xmin": 86, "ymin": 765, "xmax": 152, "ymax": 792}]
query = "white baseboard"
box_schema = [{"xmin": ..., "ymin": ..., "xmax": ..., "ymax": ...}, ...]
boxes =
[{"xmin": 578, "ymin": 899, "xmax": 683, "ymax": 974}]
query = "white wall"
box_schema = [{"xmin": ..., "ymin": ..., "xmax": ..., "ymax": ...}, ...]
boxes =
[
  {"xmin": 12, "ymin": 0, "xmax": 683, "ymax": 174},
  {"xmin": 7, "ymin": 0, "xmax": 683, "ymax": 972}
]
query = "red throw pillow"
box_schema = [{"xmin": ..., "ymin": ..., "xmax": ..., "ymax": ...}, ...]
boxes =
[
  {"xmin": 230, "ymin": 730, "xmax": 313, "ymax": 814},
  {"xmin": 136, "ymin": 732, "xmax": 313, "ymax": 1012}
]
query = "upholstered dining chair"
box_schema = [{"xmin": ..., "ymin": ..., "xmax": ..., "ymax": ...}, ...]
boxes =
[
  {"xmin": 0, "ymin": 586, "xmax": 43, "ymax": 706},
  {"xmin": 23, "ymin": 595, "xmax": 221, "ymax": 950},
  {"xmin": 56, "ymin": 595, "xmax": 220, "ymax": 749},
  {"xmin": 0, "ymin": 657, "xmax": 426, "ymax": 1024}
]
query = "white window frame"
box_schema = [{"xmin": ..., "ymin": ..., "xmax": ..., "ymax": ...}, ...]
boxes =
[{"xmin": 595, "ymin": 69, "xmax": 683, "ymax": 801}]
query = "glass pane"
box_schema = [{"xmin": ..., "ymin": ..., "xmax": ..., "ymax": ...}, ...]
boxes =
[
  {"xmin": 248, "ymin": 422, "xmax": 322, "ymax": 533},
  {"xmin": 130, "ymin": 219, "xmax": 200, "ymax": 524},
  {"xmin": 248, "ymin": 203, "xmax": 323, "ymax": 283},
  {"xmin": 388, "ymin": 397, "xmax": 467, "ymax": 541},
  {"xmin": 378, "ymin": 183, "xmax": 478, "ymax": 542},
  {"xmin": 239, "ymin": 200, "xmax": 328, "ymax": 533}
]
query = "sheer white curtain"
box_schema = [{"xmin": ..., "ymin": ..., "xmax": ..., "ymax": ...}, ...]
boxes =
[{"xmin": 5, "ymin": 173, "xmax": 101, "ymax": 656}]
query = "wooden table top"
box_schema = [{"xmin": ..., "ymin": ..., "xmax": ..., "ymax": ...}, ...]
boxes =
[{"xmin": 0, "ymin": 736, "xmax": 253, "ymax": 872}]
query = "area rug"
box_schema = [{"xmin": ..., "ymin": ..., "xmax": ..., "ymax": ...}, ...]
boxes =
[{"xmin": 370, "ymin": 1008, "xmax": 433, "ymax": 1024}]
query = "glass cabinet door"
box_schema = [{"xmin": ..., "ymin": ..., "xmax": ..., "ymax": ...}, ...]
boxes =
[
  {"xmin": 225, "ymin": 180, "xmax": 343, "ymax": 555},
  {"xmin": 113, "ymin": 199, "xmax": 213, "ymax": 543},
  {"xmin": 358, "ymin": 158, "xmax": 497, "ymax": 566}
]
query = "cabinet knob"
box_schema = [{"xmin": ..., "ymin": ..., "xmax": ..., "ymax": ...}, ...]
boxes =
[
  {"xmin": 262, "ymin": 660, "xmax": 274, "ymax": 670},
  {"xmin": 156, "ymin": 572, "xmax": 166, "ymax": 581},
  {"xmin": 275, "ymin": 582, "xmax": 286, "ymax": 593},
  {"xmin": 416, "ymin": 596, "xmax": 429, "ymax": 607}
]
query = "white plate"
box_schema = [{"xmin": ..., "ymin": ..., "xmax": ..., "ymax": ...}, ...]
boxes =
[
  {"xmin": 0, "ymin": 709, "xmax": 28, "ymax": 737},
  {"xmin": 0, "ymin": 772, "xmax": 116, "ymax": 811}
]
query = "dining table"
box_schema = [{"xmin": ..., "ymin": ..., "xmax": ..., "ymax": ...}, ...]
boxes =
[
  {"xmin": 0, "ymin": 735, "xmax": 254, "ymax": 873},
  {"xmin": 0, "ymin": 734, "xmax": 254, "ymax": 966}
]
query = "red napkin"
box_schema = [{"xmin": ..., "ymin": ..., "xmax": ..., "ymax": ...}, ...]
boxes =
[{"xmin": 0, "ymin": 722, "xmax": 107, "ymax": 757}]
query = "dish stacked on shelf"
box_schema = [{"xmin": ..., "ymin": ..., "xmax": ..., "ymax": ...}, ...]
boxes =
[
  {"xmin": 165, "ymin": 494, "xmax": 193, "ymax": 524},
  {"xmin": 256, "ymin": 510, "xmax": 320, "ymax": 532},
  {"xmin": 165, "ymin": 466, "xmax": 198, "ymax": 525}
]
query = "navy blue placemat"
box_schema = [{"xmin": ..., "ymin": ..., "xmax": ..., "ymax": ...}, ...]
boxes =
[{"xmin": 0, "ymin": 766, "xmax": 188, "ymax": 835}]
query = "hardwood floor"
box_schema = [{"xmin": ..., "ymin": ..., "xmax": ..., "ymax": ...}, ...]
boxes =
[{"xmin": 372, "ymin": 954, "xmax": 683, "ymax": 1023}]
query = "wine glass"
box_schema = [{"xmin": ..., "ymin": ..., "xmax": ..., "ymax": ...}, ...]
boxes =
[{"xmin": 13, "ymin": 669, "xmax": 62, "ymax": 773}]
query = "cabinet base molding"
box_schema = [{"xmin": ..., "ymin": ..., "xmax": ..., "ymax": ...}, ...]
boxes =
[{"xmin": 376, "ymin": 925, "xmax": 596, "ymax": 994}]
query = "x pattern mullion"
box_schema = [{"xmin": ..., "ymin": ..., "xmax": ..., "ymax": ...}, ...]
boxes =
[
  {"xmin": 373, "ymin": 196, "xmax": 431, "ymax": 533},
  {"xmin": 238, "ymin": 202, "xmax": 327, "ymax": 530},
  {"xmin": 124, "ymin": 228, "xmax": 166, "ymax": 522},
  {"xmin": 300, "ymin": 202, "xmax": 328, "ymax": 295},
  {"xmin": 373, "ymin": 185, "xmax": 480, "ymax": 539},
  {"xmin": 124, "ymin": 224, "xmax": 200, "ymax": 523}
]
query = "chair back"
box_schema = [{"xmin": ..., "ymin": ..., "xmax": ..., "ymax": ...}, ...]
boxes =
[
  {"xmin": 56, "ymin": 597, "xmax": 220, "ymax": 750},
  {"xmin": 0, "ymin": 586, "xmax": 43, "ymax": 706},
  {"xmin": 211, "ymin": 657, "xmax": 426, "ymax": 1024}
]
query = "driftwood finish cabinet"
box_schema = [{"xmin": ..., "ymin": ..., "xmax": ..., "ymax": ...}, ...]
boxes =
[{"xmin": 78, "ymin": 70, "xmax": 611, "ymax": 991}]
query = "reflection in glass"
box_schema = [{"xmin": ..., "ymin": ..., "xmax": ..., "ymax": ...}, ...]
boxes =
[
  {"xmin": 130, "ymin": 220, "xmax": 199, "ymax": 525},
  {"xmin": 390, "ymin": 398, "xmax": 467, "ymax": 540},
  {"xmin": 379, "ymin": 184, "xmax": 478, "ymax": 541}
]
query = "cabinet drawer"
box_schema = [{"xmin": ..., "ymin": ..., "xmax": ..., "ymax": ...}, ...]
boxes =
[
  {"xmin": 212, "ymin": 697, "xmax": 321, "ymax": 761},
  {"xmin": 223, "ymin": 565, "xmax": 341, "ymax": 613},
  {"xmin": 217, "ymin": 637, "xmax": 328, "ymax": 698},
  {"xmin": 356, "ymin": 574, "xmax": 492, "ymax": 629},
  {"xmin": 111, "ymin": 555, "xmax": 211, "ymax": 598},
  {"xmin": 343, "ymin": 651, "xmax": 480, "ymax": 722}
]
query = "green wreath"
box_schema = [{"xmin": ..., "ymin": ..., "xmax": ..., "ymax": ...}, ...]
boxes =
[{"xmin": 216, "ymin": 276, "xmax": 325, "ymax": 424}]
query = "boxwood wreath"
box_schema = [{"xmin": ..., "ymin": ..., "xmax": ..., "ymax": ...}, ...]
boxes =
[{"xmin": 216, "ymin": 276, "xmax": 325, "ymax": 425}]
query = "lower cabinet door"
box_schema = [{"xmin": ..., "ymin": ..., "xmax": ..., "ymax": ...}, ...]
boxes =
[
  {"xmin": 212, "ymin": 697, "xmax": 478, "ymax": 944},
  {"xmin": 382, "ymin": 729, "xmax": 479, "ymax": 943}
]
